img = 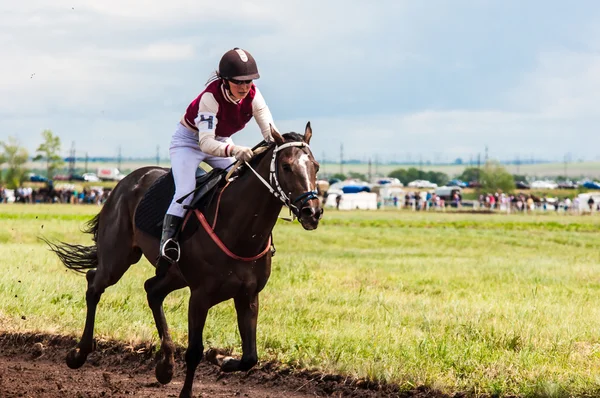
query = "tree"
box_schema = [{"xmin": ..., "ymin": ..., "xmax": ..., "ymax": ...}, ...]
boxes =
[
  {"xmin": 347, "ymin": 171, "xmax": 367, "ymax": 181},
  {"xmin": 425, "ymin": 171, "xmax": 449, "ymax": 186},
  {"xmin": 480, "ymin": 161, "xmax": 515, "ymax": 193},
  {"xmin": 33, "ymin": 129, "xmax": 64, "ymax": 180},
  {"xmin": 458, "ymin": 167, "xmax": 481, "ymax": 183},
  {"xmin": 512, "ymin": 174, "xmax": 527, "ymax": 182},
  {"xmin": 0, "ymin": 151, "xmax": 6, "ymax": 184},
  {"xmin": 330, "ymin": 173, "xmax": 347, "ymax": 181},
  {"xmin": 388, "ymin": 167, "xmax": 449, "ymax": 186},
  {"xmin": 0, "ymin": 137, "xmax": 29, "ymax": 189},
  {"xmin": 388, "ymin": 167, "xmax": 421, "ymax": 184}
]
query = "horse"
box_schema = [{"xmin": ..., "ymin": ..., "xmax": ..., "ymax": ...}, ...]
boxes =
[{"xmin": 44, "ymin": 123, "xmax": 322, "ymax": 398}]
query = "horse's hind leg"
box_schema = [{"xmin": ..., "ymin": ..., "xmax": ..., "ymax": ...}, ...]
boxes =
[
  {"xmin": 180, "ymin": 290, "xmax": 210, "ymax": 398},
  {"xmin": 67, "ymin": 236, "xmax": 142, "ymax": 369},
  {"xmin": 66, "ymin": 268, "xmax": 100, "ymax": 369},
  {"xmin": 144, "ymin": 270, "xmax": 187, "ymax": 385}
]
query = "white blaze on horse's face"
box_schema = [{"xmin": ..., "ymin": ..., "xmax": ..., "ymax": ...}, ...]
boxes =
[{"xmin": 298, "ymin": 154, "xmax": 314, "ymax": 191}]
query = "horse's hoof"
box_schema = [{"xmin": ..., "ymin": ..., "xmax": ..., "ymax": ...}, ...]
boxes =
[
  {"xmin": 155, "ymin": 360, "xmax": 174, "ymax": 385},
  {"xmin": 66, "ymin": 348, "xmax": 87, "ymax": 369},
  {"xmin": 179, "ymin": 389, "xmax": 192, "ymax": 398},
  {"xmin": 220, "ymin": 357, "xmax": 240, "ymax": 373}
]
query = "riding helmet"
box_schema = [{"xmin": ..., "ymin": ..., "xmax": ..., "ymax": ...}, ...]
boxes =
[{"xmin": 218, "ymin": 48, "xmax": 260, "ymax": 80}]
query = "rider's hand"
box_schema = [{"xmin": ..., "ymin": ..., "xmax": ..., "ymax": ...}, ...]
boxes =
[{"xmin": 231, "ymin": 145, "xmax": 253, "ymax": 162}]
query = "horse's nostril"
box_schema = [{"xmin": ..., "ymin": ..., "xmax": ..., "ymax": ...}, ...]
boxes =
[{"xmin": 301, "ymin": 207, "xmax": 315, "ymax": 218}]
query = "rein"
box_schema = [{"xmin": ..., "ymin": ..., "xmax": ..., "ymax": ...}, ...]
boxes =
[
  {"xmin": 181, "ymin": 180, "xmax": 271, "ymax": 262},
  {"xmin": 194, "ymin": 209, "xmax": 271, "ymax": 262}
]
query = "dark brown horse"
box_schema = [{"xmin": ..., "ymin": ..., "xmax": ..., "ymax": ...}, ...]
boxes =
[{"xmin": 45, "ymin": 124, "xmax": 322, "ymax": 398}]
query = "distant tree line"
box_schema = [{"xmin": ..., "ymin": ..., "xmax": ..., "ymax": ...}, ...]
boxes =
[
  {"xmin": 329, "ymin": 163, "xmax": 516, "ymax": 193},
  {"xmin": 388, "ymin": 167, "xmax": 449, "ymax": 186},
  {"xmin": 0, "ymin": 130, "xmax": 63, "ymax": 189}
]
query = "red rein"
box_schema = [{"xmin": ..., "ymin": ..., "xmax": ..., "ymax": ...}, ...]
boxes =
[{"xmin": 182, "ymin": 182, "xmax": 271, "ymax": 262}]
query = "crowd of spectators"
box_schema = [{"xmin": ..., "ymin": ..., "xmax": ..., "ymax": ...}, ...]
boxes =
[
  {"xmin": 379, "ymin": 191, "xmax": 463, "ymax": 211},
  {"xmin": 0, "ymin": 184, "xmax": 111, "ymax": 205},
  {"xmin": 479, "ymin": 192, "xmax": 599, "ymax": 213}
]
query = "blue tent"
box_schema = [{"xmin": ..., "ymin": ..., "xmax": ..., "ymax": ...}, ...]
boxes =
[{"xmin": 342, "ymin": 185, "xmax": 371, "ymax": 193}]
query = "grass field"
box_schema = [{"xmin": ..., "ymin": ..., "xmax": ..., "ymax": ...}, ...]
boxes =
[{"xmin": 1, "ymin": 205, "xmax": 600, "ymax": 397}]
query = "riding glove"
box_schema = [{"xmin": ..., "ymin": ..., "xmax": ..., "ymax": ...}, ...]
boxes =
[{"xmin": 232, "ymin": 145, "xmax": 254, "ymax": 162}]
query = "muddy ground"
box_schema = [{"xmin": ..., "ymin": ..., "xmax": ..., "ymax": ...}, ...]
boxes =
[{"xmin": 0, "ymin": 333, "xmax": 456, "ymax": 398}]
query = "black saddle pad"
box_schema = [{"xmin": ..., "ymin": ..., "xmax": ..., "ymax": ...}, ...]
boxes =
[{"xmin": 134, "ymin": 168, "xmax": 225, "ymax": 238}]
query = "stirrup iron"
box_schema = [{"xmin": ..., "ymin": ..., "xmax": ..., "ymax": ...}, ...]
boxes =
[{"xmin": 161, "ymin": 238, "xmax": 181, "ymax": 263}]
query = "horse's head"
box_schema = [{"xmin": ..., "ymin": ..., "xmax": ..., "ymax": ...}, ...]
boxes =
[{"xmin": 269, "ymin": 122, "xmax": 322, "ymax": 230}]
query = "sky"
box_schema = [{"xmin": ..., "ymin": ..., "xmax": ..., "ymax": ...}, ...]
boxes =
[{"xmin": 2, "ymin": 1, "xmax": 600, "ymax": 164}]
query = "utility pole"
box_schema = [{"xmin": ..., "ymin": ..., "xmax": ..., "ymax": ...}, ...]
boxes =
[
  {"xmin": 368, "ymin": 158, "xmax": 372, "ymax": 182},
  {"xmin": 85, "ymin": 152, "xmax": 89, "ymax": 173},
  {"xmin": 117, "ymin": 146, "xmax": 122, "ymax": 171},
  {"xmin": 156, "ymin": 145, "xmax": 160, "ymax": 166},
  {"xmin": 516, "ymin": 154, "xmax": 520, "ymax": 174},
  {"xmin": 68, "ymin": 141, "xmax": 76, "ymax": 175},
  {"xmin": 477, "ymin": 153, "xmax": 481, "ymax": 183},
  {"xmin": 484, "ymin": 145, "xmax": 489, "ymax": 164},
  {"xmin": 340, "ymin": 143, "xmax": 344, "ymax": 175}
]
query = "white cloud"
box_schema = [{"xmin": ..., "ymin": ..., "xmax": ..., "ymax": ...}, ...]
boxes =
[{"xmin": 507, "ymin": 50, "xmax": 600, "ymax": 119}]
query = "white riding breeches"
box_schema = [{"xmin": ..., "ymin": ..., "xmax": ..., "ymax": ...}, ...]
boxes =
[{"xmin": 166, "ymin": 123, "xmax": 236, "ymax": 217}]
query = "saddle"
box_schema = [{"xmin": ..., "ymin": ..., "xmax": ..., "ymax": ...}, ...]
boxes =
[{"xmin": 134, "ymin": 167, "xmax": 226, "ymax": 239}]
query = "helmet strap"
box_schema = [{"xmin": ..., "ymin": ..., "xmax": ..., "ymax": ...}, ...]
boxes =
[{"xmin": 222, "ymin": 79, "xmax": 240, "ymax": 103}]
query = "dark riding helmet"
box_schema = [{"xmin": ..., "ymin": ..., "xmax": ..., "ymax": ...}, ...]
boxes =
[{"xmin": 218, "ymin": 48, "xmax": 260, "ymax": 80}]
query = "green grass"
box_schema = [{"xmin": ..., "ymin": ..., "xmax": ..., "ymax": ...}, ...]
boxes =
[{"xmin": 1, "ymin": 205, "xmax": 600, "ymax": 397}]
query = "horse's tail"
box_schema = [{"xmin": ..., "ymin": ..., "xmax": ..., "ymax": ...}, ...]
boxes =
[{"xmin": 42, "ymin": 214, "xmax": 100, "ymax": 273}]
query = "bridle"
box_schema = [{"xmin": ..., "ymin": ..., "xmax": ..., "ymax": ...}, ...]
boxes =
[{"xmin": 240, "ymin": 141, "xmax": 320, "ymax": 220}]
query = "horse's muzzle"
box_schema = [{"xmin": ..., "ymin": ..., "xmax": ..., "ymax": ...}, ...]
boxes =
[{"xmin": 299, "ymin": 204, "xmax": 322, "ymax": 230}]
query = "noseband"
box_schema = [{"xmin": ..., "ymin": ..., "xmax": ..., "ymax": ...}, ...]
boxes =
[{"xmin": 242, "ymin": 141, "xmax": 319, "ymax": 219}]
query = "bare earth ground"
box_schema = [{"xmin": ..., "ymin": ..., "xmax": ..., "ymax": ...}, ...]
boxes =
[{"xmin": 0, "ymin": 333, "xmax": 451, "ymax": 398}]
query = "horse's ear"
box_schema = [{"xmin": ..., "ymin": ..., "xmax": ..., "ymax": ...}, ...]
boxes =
[
  {"xmin": 270, "ymin": 124, "xmax": 284, "ymax": 146},
  {"xmin": 303, "ymin": 121, "xmax": 312, "ymax": 144}
]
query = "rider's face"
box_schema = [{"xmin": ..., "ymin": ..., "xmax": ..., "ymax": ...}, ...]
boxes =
[{"xmin": 228, "ymin": 79, "xmax": 252, "ymax": 101}]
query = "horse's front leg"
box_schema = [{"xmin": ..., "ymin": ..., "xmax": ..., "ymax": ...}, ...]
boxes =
[
  {"xmin": 220, "ymin": 292, "xmax": 259, "ymax": 372},
  {"xmin": 144, "ymin": 271, "xmax": 187, "ymax": 385}
]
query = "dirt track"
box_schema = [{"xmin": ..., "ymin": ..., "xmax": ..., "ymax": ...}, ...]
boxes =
[{"xmin": 0, "ymin": 333, "xmax": 449, "ymax": 398}]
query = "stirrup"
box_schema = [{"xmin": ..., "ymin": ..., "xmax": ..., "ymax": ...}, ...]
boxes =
[{"xmin": 160, "ymin": 238, "xmax": 181, "ymax": 263}]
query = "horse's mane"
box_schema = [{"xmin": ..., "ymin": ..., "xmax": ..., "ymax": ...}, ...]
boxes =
[{"xmin": 238, "ymin": 132, "xmax": 305, "ymax": 176}]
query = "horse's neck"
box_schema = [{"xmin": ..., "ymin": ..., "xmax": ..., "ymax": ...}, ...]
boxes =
[{"xmin": 208, "ymin": 155, "xmax": 282, "ymax": 244}]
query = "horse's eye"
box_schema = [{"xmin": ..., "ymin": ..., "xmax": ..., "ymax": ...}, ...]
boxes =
[{"xmin": 282, "ymin": 163, "xmax": 292, "ymax": 172}]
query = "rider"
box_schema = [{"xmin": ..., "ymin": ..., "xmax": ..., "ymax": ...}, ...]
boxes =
[{"xmin": 159, "ymin": 47, "xmax": 279, "ymax": 268}]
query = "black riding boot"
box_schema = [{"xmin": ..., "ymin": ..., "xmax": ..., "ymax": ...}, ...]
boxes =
[{"xmin": 156, "ymin": 214, "xmax": 183, "ymax": 276}]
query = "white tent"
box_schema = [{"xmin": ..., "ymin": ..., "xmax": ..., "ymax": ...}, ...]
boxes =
[{"xmin": 325, "ymin": 192, "xmax": 378, "ymax": 210}]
